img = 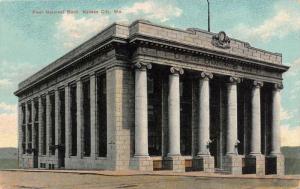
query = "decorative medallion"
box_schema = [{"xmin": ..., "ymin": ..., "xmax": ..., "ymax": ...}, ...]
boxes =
[{"xmin": 212, "ymin": 31, "xmax": 231, "ymax": 49}]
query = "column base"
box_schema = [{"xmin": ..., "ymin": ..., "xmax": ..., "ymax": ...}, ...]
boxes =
[
  {"xmin": 245, "ymin": 154, "xmax": 265, "ymax": 176},
  {"xmin": 266, "ymin": 154, "xmax": 284, "ymax": 175},
  {"xmin": 223, "ymin": 154, "xmax": 243, "ymax": 175},
  {"xmin": 193, "ymin": 155, "xmax": 214, "ymax": 173},
  {"xmin": 164, "ymin": 156, "xmax": 185, "ymax": 172},
  {"xmin": 130, "ymin": 156, "xmax": 153, "ymax": 171}
]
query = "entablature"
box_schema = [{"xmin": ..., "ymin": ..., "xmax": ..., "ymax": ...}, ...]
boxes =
[{"xmin": 131, "ymin": 45, "xmax": 286, "ymax": 84}]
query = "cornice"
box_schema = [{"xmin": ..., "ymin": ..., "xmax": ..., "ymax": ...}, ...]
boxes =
[
  {"xmin": 129, "ymin": 34, "xmax": 289, "ymax": 73},
  {"xmin": 14, "ymin": 37, "xmax": 127, "ymax": 96}
]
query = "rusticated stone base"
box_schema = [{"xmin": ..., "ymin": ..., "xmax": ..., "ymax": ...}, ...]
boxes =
[
  {"xmin": 164, "ymin": 156, "xmax": 185, "ymax": 172},
  {"xmin": 265, "ymin": 154, "xmax": 285, "ymax": 175},
  {"xmin": 223, "ymin": 154, "xmax": 243, "ymax": 175},
  {"xmin": 130, "ymin": 156, "xmax": 153, "ymax": 171},
  {"xmin": 276, "ymin": 155, "xmax": 285, "ymax": 176},
  {"xmin": 192, "ymin": 155, "xmax": 215, "ymax": 173},
  {"xmin": 245, "ymin": 154, "xmax": 265, "ymax": 176}
]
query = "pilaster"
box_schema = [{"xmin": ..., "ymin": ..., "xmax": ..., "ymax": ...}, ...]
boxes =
[
  {"xmin": 31, "ymin": 100, "xmax": 36, "ymax": 153},
  {"xmin": 76, "ymin": 79, "xmax": 83, "ymax": 158},
  {"xmin": 65, "ymin": 85, "xmax": 71, "ymax": 158},
  {"xmin": 90, "ymin": 74, "xmax": 97, "ymax": 158},
  {"xmin": 38, "ymin": 97, "xmax": 43, "ymax": 156},
  {"xmin": 46, "ymin": 94, "xmax": 51, "ymax": 157},
  {"xmin": 54, "ymin": 89, "xmax": 61, "ymax": 162}
]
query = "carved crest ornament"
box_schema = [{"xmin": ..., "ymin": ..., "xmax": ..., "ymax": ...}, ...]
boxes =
[{"xmin": 212, "ymin": 31, "xmax": 231, "ymax": 49}]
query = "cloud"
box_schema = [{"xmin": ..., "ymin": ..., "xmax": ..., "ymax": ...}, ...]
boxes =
[
  {"xmin": 0, "ymin": 102, "xmax": 16, "ymax": 113},
  {"xmin": 281, "ymin": 125, "xmax": 300, "ymax": 146},
  {"xmin": 55, "ymin": 0, "xmax": 182, "ymax": 49},
  {"xmin": 122, "ymin": 0, "xmax": 182, "ymax": 22},
  {"xmin": 286, "ymin": 58, "xmax": 300, "ymax": 76},
  {"xmin": 55, "ymin": 14, "xmax": 110, "ymax": 49},
  {"xmin": 0, "ymin": 60, "xmax": 40, "ymax": 85},
  {"xmin": 0, "ymin": 79, "xmax": 12, "ymax": 88},
  {"xmin": 232, "ymin": 8, "xmax": 300, "ymax": 42},
  {"xmin": 0, "ymin": 103, "xmax": 17, "ymax": 147},
  {"xmin": 0, "ymin": 113, "xmax": 17, "ymax": 148},
  {"xmin": 280, "ymin": 107, "xmax": 293, "ymax": 121}
]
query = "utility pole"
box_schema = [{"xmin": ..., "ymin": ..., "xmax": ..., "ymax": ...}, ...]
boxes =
[{"xmin": 207, "ymin": 0, "xmax": 210, "ymax": 32}]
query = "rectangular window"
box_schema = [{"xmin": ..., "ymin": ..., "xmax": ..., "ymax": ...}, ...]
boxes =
[
  {"xmin": 50, "ymin": 94, "xmax": 56, "ymax": 155},
  {"xmin": 180, "ymin": 78, "xmax": 192, "ymax": 155},
  {"xmin": 42, "ymin": 97, "xmax": 47, "ymax": 155},
  {"xmin": 28, "ymin": 124, "xmax": 32, "ymax": 153},
  {"xmin": 28, "ymin": 102, "xmax": 32, "ymax": 154},
  {"xmin": 97, "ymin": 73, "xmax": 107, "ymax": 157},
  {"xmin": 22, "ymin": 104, "xmax": 26, "ymax": 154},
  {"xmin": 34, "ymin": 100, "xmax": 39, "ymax": 122},
  {"xmin": 70, "ymin": 84, "xmax": 77, "ymax": 156},
  {"xmin": 22, "ymin": 105, "xmax": 26, "ymax": 125},
  {"xmin": 59, "ymin": 90, "xmax": 65, "ymax": 150},
  {"xmin": 34, "ymin": 100, "xmax": 39, "ymax": 151},
  {"xmin": 147, "ymin": 72, "xmax": 162, "ymax": 156},
  {"xmin": 28, "ymin": 102, "xmax": 32, "ymax": 123},
  {"xmin": 83, "ymin": 79, "xmax": 91, "ymax": 157}
]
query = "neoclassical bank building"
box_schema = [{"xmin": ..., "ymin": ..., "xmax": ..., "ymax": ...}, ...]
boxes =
[{"xmin": 15, "ymin": 20, "xmax": 289, "ymax": 175}]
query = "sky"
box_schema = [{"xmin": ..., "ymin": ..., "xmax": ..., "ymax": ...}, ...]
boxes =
[{"xmin": 0, "ymin": 0, "xmax": 299, "ymax": 148}]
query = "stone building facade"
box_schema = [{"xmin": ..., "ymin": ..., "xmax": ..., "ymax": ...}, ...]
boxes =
[{"xmin": 14, "ymin": 20, "xmax": 289, "ymax": 175}]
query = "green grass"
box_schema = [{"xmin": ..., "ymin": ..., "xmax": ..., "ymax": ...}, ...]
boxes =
[{"xmin": 0, "ymin": 159, "xmax": 18, "ymax": 170}]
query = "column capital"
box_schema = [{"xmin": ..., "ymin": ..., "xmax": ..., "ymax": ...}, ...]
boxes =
[
  {"xmin": 228, "ymin": 76, "xmax": 241, "ymax": 84},
  {"xmin": 274, "ymin": 83, "xmax": 283, "ymax": 90},
  {"xmin": 170, "ymin": 67, "xmax": 184, "ymax": 75},
  {"xmin": 134, "ymin": 62, "xmax": 152, "ymax": 70},
  {"xmin": 200, "ymin": 72, "xmax": 213, "ymax": 80},
  {"xmin": 253, "ymin": 80, "xmax": 264, "ymax": 88}
]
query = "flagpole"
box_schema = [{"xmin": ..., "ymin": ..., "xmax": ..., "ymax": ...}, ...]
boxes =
[{"xmin": 207, "ymin": 0, "xmax": 210, "ymax": 32}]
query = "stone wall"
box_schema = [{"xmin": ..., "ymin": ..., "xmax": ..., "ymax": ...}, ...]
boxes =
[{"xmin": 106, "ymin": 66, "xmax": 134, "ymax": 170}]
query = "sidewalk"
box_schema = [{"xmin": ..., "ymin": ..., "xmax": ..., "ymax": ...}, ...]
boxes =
[{"xmin": 2, "ymin": 169, "xmax": 300, "ymax": 180}]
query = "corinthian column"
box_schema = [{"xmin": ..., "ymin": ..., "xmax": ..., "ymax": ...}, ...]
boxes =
[
  {"xmin": 250, "ymin": 81, "xmax": 263, "ymax": 155},
  {"xmin": 226, "ymin": 76, "xmax": 240, "ymax": 155},
  {"xmin": 134, "ymin": 62, "xmax": 152, "ymax": 157},
  {"xmin": 197, "ymin": 72, "xmax": 213, "ymax": 156},
  {"xmin": 270, "ymin": 83, "xmax": 283, "ymax": 155},
  {"xmin": 168, "ymin": 67, "xmax": 184, "ymax": 157}
]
